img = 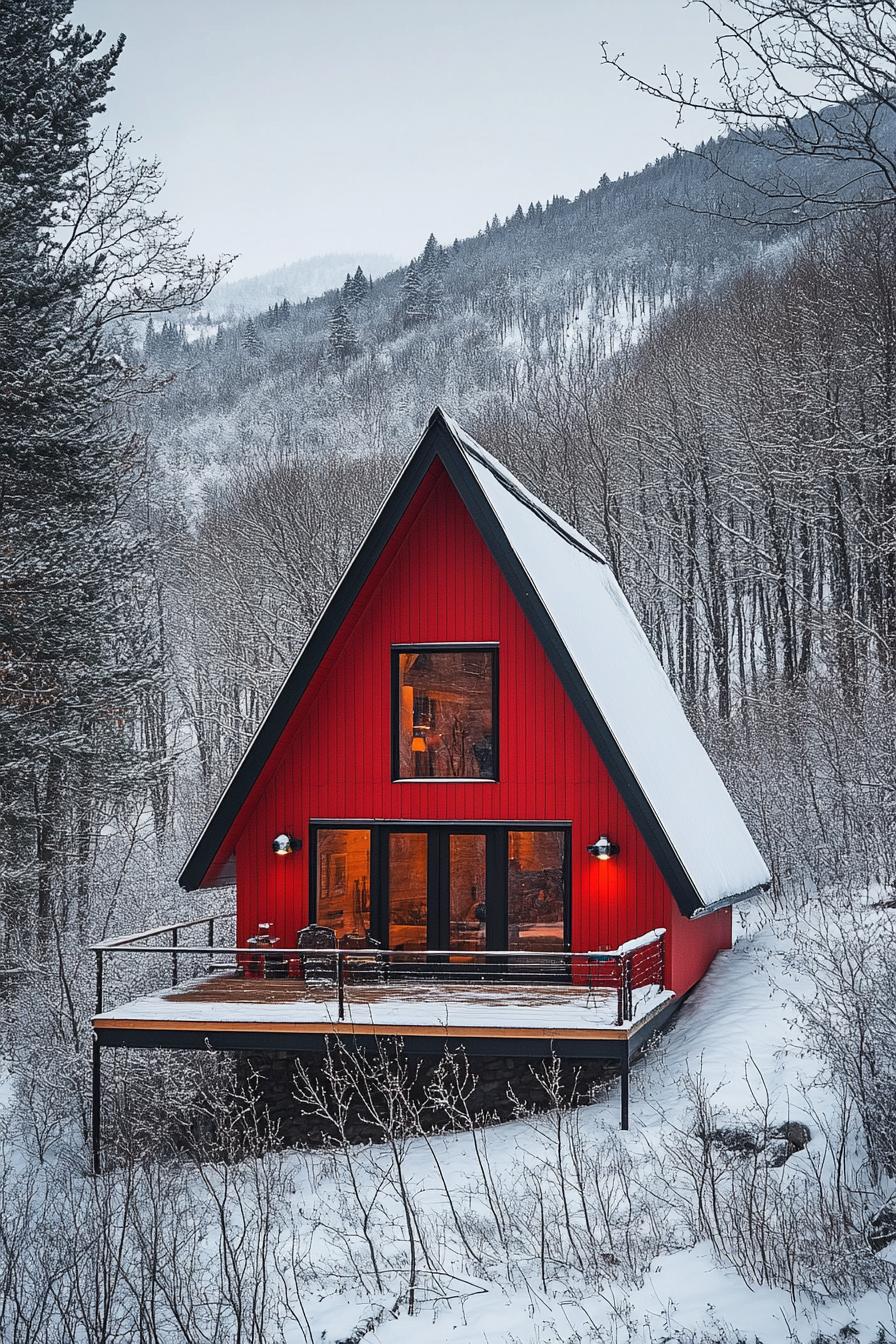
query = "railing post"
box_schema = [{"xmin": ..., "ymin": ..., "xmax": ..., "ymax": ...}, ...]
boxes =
[
  {"xmin": 657, "ymin": 932, "xmax": 666, "ymax": 990},
  {"xmin": 623, "ymin": 953, "xmax": 633, "ymax": 1021},
  {"xmin": 337, "ymin": 950, "xmax": 345, "ymax": 1021},
  {"xmin": 95, "ymin": 948, "xmax": 104, "ymax": 1017},
  {"xmin": 616, "ymin": 955, "xmax": 624, "ymax": 1026},
  {"xmin": 172, "ymin": 925, "xmax": 178, "ymax": 988}
]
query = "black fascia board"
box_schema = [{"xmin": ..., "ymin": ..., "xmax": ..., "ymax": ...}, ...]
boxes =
[
  {"xmin": 430, "ymin": 412, "xmax": 706, "ymax": 919},
  {"xmin": 177, "ymin": 424, "xmax": 441, "ymax": 890}
]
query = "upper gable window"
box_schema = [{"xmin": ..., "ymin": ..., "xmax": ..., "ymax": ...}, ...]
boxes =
[{"xmin": 393, "ymin": 646, "xmax": 497, "ymax": 780}]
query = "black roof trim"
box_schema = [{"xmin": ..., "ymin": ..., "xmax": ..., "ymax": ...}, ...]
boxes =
[
  {"xmin": 688, "ymin": 883, "xmax": 769, "ymax": 919},
  {"xmin": 178, "ymin": 421, "xmax": 441, "ymax": 891},
  {"xmin": 452, "ymin": 428, "xmax": 608, "ymax": 566},
  {"xmin": 428, "ymin": 415, "xmax": 705, "ymax": 919},
  {"xmin": 179, "ymin": 407, "xmax": 743, "ymax": 919}
]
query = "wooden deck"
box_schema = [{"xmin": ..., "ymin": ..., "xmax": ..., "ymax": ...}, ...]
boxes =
[
  {"xmin": 89, "ymin": 923, "xmax": 676, "ymax": 1170},
  {"xmin": 92, "ymin": 969, "xmax": 676, "ymax": 1047}
]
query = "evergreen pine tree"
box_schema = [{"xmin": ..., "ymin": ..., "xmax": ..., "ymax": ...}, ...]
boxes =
[
  {"xmin": 418, "ymin": 233, "xmax": 446, "ymax": 319},
  {"xmin": 398, "ymin": 260, "xmax": 427, "ymax": 325},
  {"xmin": 349, "ymin": 265, "xmax": 367, "ymax": 306},
  {"xmin": 327, "ymin": 301, "xmax": 359, "ymax": 360},
  {"xmin": 420, "ymin": 233, "xmax": 440, "ymax": 271},
  {"xmin": 0, "ymin": 2, "xmax": 221, "ymax": 942},
  {"xmin": 0, "ymin": 5, "xmax": 137, "ymax": 937},
  {"xmin": 242, "ymin": 315, "xmax": 264, "ymax": 354}
]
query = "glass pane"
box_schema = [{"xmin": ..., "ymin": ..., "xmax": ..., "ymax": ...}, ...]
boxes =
[
  {"xmin": 396, "ymin": 648, "xmax": 495, "ymax": 779},
  {"xmin": 316, "ymin": 829, "xmax": 371, "ymax": 940},
  {"xmin": 448, "ymin": 833, "xmax": 487, "ymax": 958},
  {"xmin": 507, "ymin": 831, "xmax": 566, "ymax": 952},
  {"xmin": 388, "ymin": 832, "xmax": 429, "ymax": 953}
]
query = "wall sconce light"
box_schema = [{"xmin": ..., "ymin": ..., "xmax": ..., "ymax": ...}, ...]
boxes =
[
  {"xmin": 272, "ymin": 833, "xmax": 301, "ymax": 856},
  {"xmin": 587, "ymin": 834, "xmax": 619, "ymax": 860},
  {"xmin": 411, "ymin": 734, "xmax": 427, "ymax": 753}
]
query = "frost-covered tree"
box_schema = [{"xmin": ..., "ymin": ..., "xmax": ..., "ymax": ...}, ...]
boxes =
[
  {"xmin": 242, "ymin": 314, "xmax": 264, "ymax": 354},
  {"xmin": 398, "ymin": 259, "xmax": 426, "ymax": 325},
  {"xmin": 327, "ymin": 300, "xmax": 359, "ymax": 360},
  {"xmin": 604, "ymin": 0, "xmax": 896, "ymax": 223},
  {"xmin": 418, "ymin": 233, "xmax": 447, "ymax": 319},
  {"xmin": 349, "ymin": 264, "xmax": 368, "ymax": 306},
  {"xmin": 0, "ymin": 1, "xmax": 223, "ymax": 946}
]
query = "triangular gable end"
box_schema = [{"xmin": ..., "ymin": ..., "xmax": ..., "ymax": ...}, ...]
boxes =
[{"xmin": 179, "ymin": 408, "xmax": 770, "ymax": 915}]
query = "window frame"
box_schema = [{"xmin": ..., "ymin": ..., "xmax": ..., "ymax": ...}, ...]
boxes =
[{"xmin": 390, "ymin": 642, "xmax": 499, "ymax": 784}]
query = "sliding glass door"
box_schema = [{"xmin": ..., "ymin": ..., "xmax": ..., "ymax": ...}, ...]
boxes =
[{"xmin": 312, "ymin": 823, "xmax": 568, "ymax": 955}]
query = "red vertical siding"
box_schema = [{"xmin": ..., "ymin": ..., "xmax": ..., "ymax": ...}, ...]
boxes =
[
  {"xmin": 232, "ymin": 460, "xmax": 728, "ymax": 996},
  {"xmin": 662, "ymin": 900, "xmax": 732, "ymax": 994}
]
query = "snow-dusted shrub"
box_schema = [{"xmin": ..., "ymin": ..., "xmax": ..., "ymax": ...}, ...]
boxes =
[
  {"xmin": 293, "ymin": 1042, "xmax": 671, "ymax": 1311},
  {"xmin": 649, "ymin": 1065, "xmax": 894, "ymax": 1303},
  {"xmin": 791, "ymin": 900, "xmax": 896, "ymax": 1183}
]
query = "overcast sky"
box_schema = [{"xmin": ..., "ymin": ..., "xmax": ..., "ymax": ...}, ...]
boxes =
[{"xmin": 75, "ymin": 1, "xmax": 716, "ymax": 280}]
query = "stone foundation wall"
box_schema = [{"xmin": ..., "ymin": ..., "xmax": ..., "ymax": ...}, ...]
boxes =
[{"xmin": 236, "ymin": 1047, "xmax": 620, "ymax": 1146}]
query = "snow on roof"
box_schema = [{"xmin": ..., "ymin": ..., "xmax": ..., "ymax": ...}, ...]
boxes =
[
  {"xmin": 445, "ymin": 414, "xmax": 607, "ymax": 563},
  {"xmin": 448, "ymin": 416, "xmax": 770, "ymax": 907}
]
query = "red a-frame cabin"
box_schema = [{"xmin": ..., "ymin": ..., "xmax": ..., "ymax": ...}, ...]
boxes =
[{"xmin": 90, "ymin": 410, "xmax": 769, "ymax": 1162}]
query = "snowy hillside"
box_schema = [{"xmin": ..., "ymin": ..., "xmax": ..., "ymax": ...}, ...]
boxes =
[{"xmin": 141, "ymin": 134, "xmax": 834, "ymax": 484}]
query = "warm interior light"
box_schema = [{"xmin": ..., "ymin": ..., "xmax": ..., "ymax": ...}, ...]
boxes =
[{"xmin": 411, "ymin": 734, "xmax": 427, "ymax": 753}]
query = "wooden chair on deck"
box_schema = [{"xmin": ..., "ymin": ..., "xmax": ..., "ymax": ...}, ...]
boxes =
[
  {"xmin": 295, "ymin": 923, "xmax": 337, "ymax": 985},
  {"xmin": 339, "ymin": 930, "xmax": 386, "ymax": 983}
]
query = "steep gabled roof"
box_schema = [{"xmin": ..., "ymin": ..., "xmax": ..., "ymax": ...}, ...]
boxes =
[{"xmin": 180, "ymin": 408, "xmax": 770, "ymax": 914}]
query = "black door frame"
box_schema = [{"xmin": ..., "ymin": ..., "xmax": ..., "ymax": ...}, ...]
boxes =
[{"xmin": 309, "ymin": 820, "xmax": 571, "ymax": 951}]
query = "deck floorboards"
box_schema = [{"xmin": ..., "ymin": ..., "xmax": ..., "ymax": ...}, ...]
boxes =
[{"xmin": 93, "ymin": 971, "xmax": 674, "ymax": 1041}]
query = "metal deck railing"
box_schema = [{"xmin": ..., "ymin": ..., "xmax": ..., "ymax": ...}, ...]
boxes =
[{"xmin": 90, "ymin": 916, "xmax": 666, "ymax": 1027}]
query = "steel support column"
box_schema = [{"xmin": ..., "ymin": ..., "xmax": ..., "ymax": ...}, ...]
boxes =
[
  {"xmin": 620, "ymin": 1048, "xmax": 630, "ymax": 1130},
  {"xmin": 91, "ymin": 1036, "xmax": 102, "ymax": 1176}
]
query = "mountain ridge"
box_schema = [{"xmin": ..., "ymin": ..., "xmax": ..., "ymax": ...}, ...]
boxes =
[{"xmin": 204, "ymin": 251, "xmax": 402, "ymax": 318}]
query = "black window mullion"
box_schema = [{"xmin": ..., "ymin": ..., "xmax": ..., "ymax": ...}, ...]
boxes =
[
  {"xmin": 372, "ymin": 826, "xmax": 387, "ymax": 946},
  {"xmin": 485, "ymin": 829, "xmax": 507, "ymax": 952},
  {"xmin": 430, "ymin": 828, "xmax": 446, "ymax": 950}
]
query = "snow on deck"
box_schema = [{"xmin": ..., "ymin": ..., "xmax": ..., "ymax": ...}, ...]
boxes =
[{"xmin": 94, "ymin": 973, "xmax": 673, "ymax": 1034}]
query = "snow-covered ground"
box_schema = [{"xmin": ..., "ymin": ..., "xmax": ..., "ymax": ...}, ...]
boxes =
[{"xmin": 276, "ymin": 915, "xmax": 894, "ymax": 1343}]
